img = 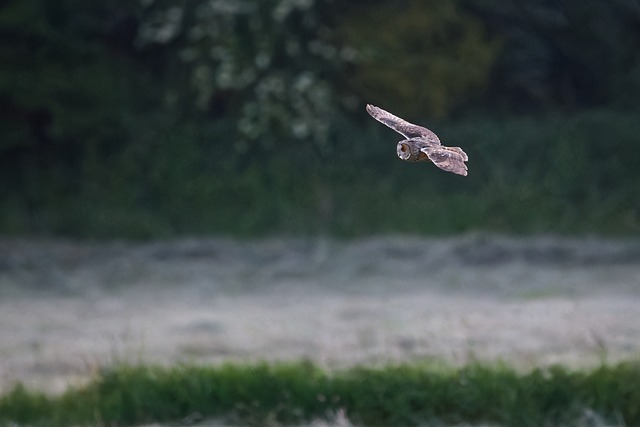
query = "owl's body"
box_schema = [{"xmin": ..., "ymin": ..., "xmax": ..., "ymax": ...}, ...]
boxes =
[{"xmin": 366, "ymin": 104, "xmax": 468, "ymax": 176}]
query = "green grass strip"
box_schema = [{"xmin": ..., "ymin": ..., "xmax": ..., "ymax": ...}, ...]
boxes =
[{"xmin": 1, "ymin": 361, "xmax": 639, "ymax": 426}]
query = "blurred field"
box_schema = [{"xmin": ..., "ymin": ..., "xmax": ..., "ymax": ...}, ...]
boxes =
[{"xmin": 1, "ymin": 235, "xmax": 639, "ymax": 397}]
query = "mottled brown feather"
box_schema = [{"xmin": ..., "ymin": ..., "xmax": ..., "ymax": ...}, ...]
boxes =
[
  {"xmin": 420, "ymin": 146, "xmax": 468, "ymax": 176},
  {"xmin": 366, "ymin": 104, "xmax": 468, "ymax": 176},
  {"xmin": 366, "ymin": 104, "xmax": 440, "ymax": 144}
]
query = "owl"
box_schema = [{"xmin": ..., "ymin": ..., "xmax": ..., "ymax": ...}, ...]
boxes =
[{"xmin": 366, "ymin": 104, "xmax": 468, "ymax": 176}]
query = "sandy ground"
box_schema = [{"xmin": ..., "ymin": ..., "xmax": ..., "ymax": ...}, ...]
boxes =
[{"xmin": 1, "ymin": 234, "xmax": 640, "ymax": 396}]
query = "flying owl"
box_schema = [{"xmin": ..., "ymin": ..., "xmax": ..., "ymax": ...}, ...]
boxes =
[{"xmin": 366, "ymin": 104, "xmax": 468, "ymax": 176}]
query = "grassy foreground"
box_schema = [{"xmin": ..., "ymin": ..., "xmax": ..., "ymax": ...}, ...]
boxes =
[{"xmin": 1, "ymin": 361, "xmax": 639, "ymax": 426}]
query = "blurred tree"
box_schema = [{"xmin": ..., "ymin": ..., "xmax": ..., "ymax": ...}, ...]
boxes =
[
  {"xmin": 137, "ymin": 0, "xmax": 356, "ymax": 159},
  {"xmin": 463, "ymin": 0, "xmax": 640, "ymax": 110},
  {"xmin": 337, "ymin": 0, "xmax": 501, "ymax": 119},
  {"xmin": 1, "ymin": 0, "xmax": 639, "ymax": 236},
  {"xmin": 0, "ymin": 0, "xmax": 157, "ymax": 229}
]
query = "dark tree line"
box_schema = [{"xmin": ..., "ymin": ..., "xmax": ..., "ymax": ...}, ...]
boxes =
[
  {"xmin": 1, "ymin": 0, "xmax": 639, "ymax": 236},
  {"xmin": 464, "ymin": 0, "xmax": 640, "ymax": 110}
]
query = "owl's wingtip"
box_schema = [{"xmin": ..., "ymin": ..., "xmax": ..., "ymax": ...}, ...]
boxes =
[{"xmin": 365, "ymin": 104, "xmax": 380, "ymax": 116}]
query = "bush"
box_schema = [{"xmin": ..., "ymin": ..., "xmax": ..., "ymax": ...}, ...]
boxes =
[{"xmin": 1, "ymin": 361, "xmax": 639, "ymax": 426}]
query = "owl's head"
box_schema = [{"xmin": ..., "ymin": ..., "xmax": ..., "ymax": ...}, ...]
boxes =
[{"xmin": 396, "ymin": 140, "xmax": 418, "ymax": 161}]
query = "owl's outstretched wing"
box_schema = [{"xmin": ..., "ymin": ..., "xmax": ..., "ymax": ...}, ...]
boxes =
[
  {"xmin": 366, "ymin": 104, "xmax": 440, "ymax": 144},
  {"xmin": 421, "ymin": 146, "xmax": 468, "ymax": 176}
]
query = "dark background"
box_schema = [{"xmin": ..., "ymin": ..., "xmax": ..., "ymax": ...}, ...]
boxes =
[{"xmin": 1, "ymin": 0, "xmax": 640, "ymax": 238}]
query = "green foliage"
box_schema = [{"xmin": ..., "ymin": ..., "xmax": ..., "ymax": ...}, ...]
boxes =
[
  {"xmin": 0, "ymin": 0, "xmax": 164, "ymax": 234},
  {"xmin": 463, "ymin": 0, "xmax": 640, "ymax": 109},
  {"xmin": 339, "ymin": 0, "xmax": 501, "ymax": 118},
  {"xmin": 441, "ymin": 109, "xmax": 640, "ymax": 234},
  {"xmin": 1, "ymin": 361, "xmax": 640, "ymax": 426},
  {"xmin": 138, "ymin": 0, "xmax": 351, "ymax": 151},
  {"xmin": 1, "ymin": 108, "xmax": 640, "ymax": 237},
  {"xmin": 1, "ymin": 0, "xmax": 640, "ymax": 238}
]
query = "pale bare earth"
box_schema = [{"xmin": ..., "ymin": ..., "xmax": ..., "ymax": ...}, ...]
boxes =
[{"xmin": 1, "ymin": 234, "xmax": 640, "ymax": 400}]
